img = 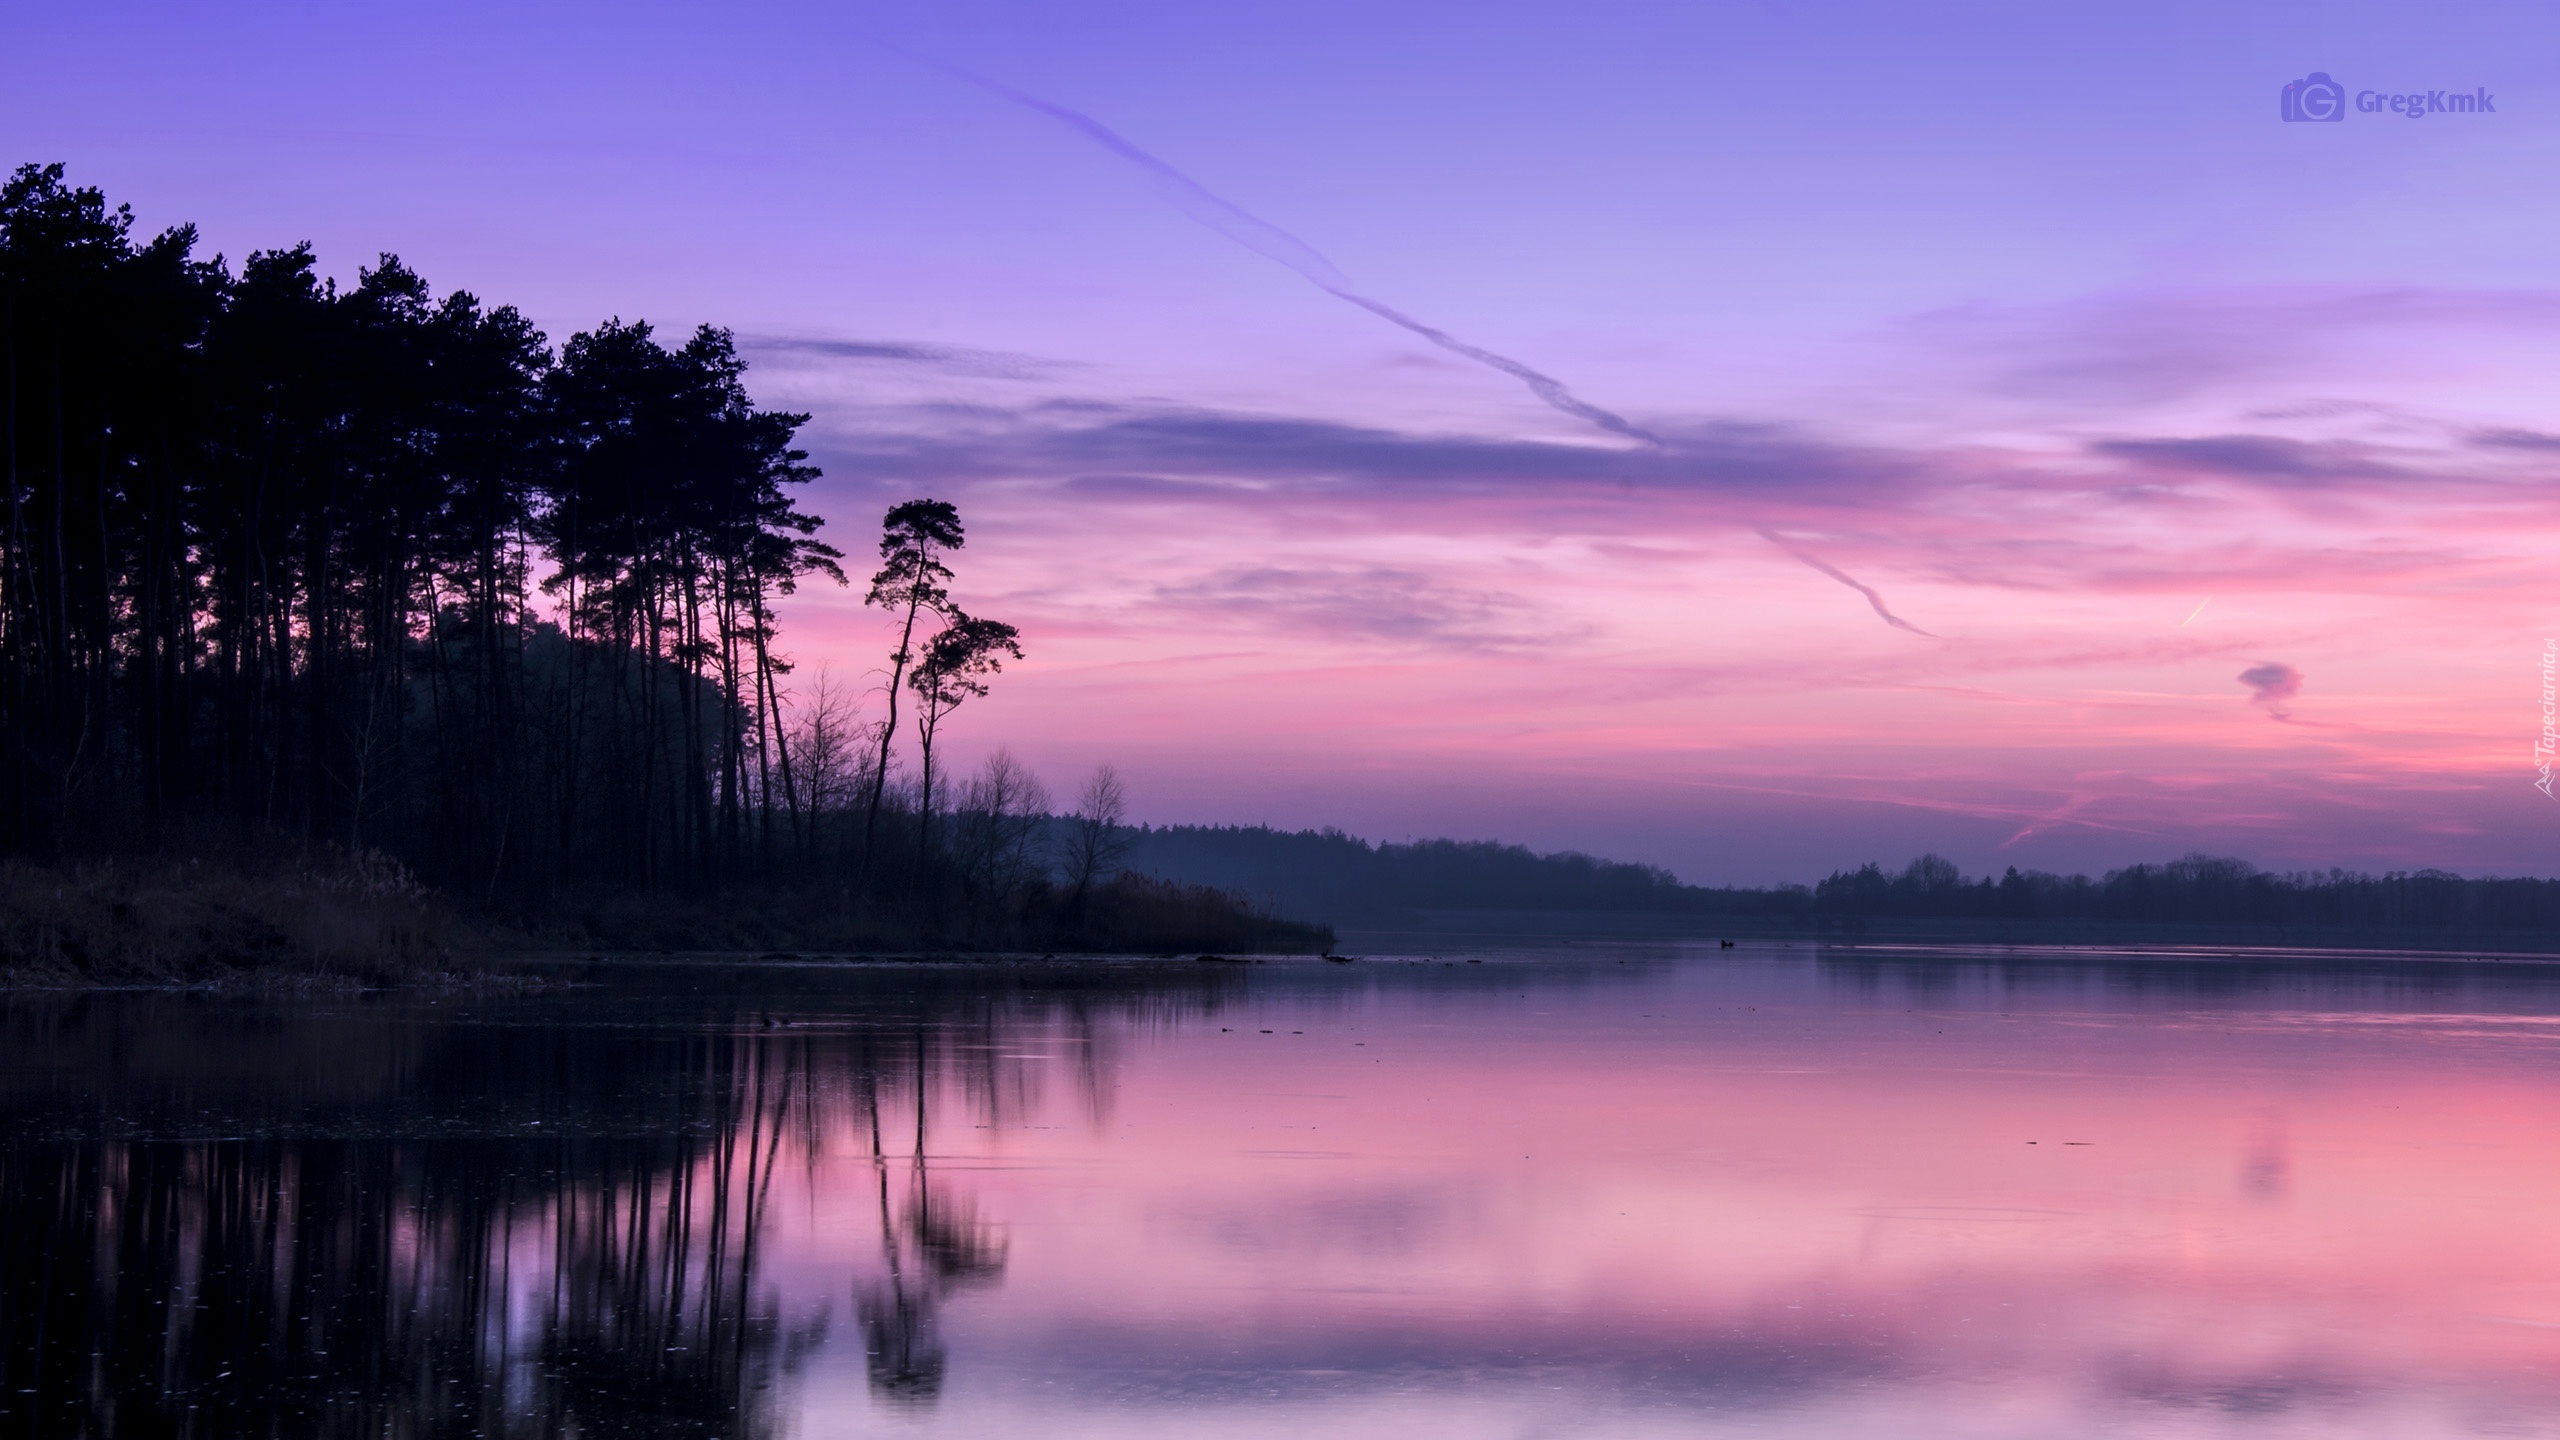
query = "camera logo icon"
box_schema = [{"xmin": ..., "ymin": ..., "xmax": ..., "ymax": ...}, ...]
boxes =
[{"xmin": 2281, "ymin": 72, "xmax": 2347, "ymax": 122}]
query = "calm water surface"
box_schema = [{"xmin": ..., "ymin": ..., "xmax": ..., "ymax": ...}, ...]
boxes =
[{"xmin": 9, "ymin": 943, "xmax": 2560, "ymax": 1437}]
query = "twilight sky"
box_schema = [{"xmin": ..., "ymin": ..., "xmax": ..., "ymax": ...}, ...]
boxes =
[{"xmin": 13, "ymin": 0, "xmax": 2560, "ymax": 882}]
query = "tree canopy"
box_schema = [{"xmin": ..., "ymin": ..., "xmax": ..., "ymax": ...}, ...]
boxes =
[{"xmin": 0, "ymin": 162, "xmax": 845, "ymax": 896}]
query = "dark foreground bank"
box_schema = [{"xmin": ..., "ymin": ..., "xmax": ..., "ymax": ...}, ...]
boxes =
[{"xmin": 0, "ymin": 850, "xmax": 1331, "ymax": 987}]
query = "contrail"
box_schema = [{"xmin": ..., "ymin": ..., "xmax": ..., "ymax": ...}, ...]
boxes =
[
  {"xmin": 2181, "ymin": 596, "xmax": 2212, "ymax": 626},
  {"xmin": 895, "ymin": 47, "xmax": 1665, "ymax": 447},
  {"xmin": 893, "ymin": 49, "xmax": 1936, "ymax": 640},
  {"xmin": 1756, "ymin": 529, "xmax": 1938, "ymax": 638}
]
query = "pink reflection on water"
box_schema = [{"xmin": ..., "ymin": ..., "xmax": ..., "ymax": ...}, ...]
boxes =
[{"xmin": 742, "ymin": 955, "xmax": 2560, "ymax": 1435}]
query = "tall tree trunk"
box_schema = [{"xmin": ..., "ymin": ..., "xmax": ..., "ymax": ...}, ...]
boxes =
[
  {"xmin": 749, "ymin": 573, "xmax": 799, "ymax": 871},
  {"xmin": 858, "ymin": 586, "xmax": 927, "ymax": 885}
]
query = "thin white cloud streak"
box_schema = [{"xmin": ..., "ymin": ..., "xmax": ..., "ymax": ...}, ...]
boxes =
[{"xmin": 890, "ymin": 44, "xmax": 1666, "ymax": 447}]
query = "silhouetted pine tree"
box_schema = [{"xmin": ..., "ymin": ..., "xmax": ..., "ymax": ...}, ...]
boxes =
[{"xmin": 0, "ymin": 165, "xmax": 843, "ymax": 900}]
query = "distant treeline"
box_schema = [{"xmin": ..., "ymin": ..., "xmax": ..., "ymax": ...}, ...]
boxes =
[
  {"xmin": 0, "ymin": 163, "xmax": 1314, "ymax": 954},
  {"xmin": 1124, "ymin": 826, "xmax": 2560, "ymax": 935},
  {"xmin": 1806, "ymin": 854, "xmax": 2560, "ymax": 932},
  {"xmin": 1118, "ymin": 825, "xmax": 1711, "ymax": 919}
]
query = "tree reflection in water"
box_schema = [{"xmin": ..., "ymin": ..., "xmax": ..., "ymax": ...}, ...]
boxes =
[
  {"xmin": 858, "ymin": 1028, "xmax": 1011, "ymax": 1405},
  {"xmin": 0, "ymin": 965, "xmax": 1231, "ymax": 1437}
]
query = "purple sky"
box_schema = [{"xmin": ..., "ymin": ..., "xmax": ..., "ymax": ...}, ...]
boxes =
[{"xmin": 15, "ymin": 1, "xmax": 2560, "ymax": 881}]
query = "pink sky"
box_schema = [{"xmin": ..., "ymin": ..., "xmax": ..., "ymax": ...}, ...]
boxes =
[{"xmin": 760, "ymin": 300, "xmax": 2560, "ymax": 880}]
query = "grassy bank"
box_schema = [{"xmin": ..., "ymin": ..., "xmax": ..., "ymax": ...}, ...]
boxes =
[
  {"xmin": 0, "ymin": 852, "xmax": 462, "ymax": 986},
  {"xmin": 0, "ymin": 851, "xmax": 1332, "ymax": 987},
  {"xmin": 526, "ymin": 872, "xmax": 1330, "ymax": 958}
]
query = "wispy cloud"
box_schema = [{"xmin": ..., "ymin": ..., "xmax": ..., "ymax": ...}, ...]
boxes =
[
  {"xmin": 2470, "ymin": 428, "xmax": 2560, "ymax": 452},
  {"xmin": 1156, "ymin": 565, "xmax": 1578, "ymax": 651},
  {"xmin": 1897, "ymin": 287, "xmax": 2560, "ymax": 410},
  {"xmin": 2089, "ymin": 435, "xmax": 2411, "ymax": 485},
  {"xmin": 816, "ymin": 402, "xmax": 1921, "ymax": 504},
  {"xmin": 738, "ymin": 333, "xmax": 1070, "ymax": 380},
  {"xmin": 801, "ymin": 391, "xmax": 2553, "ymax": 616}
]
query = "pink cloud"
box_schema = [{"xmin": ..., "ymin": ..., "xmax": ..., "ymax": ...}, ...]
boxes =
[{"xmin": 2239, "ymin": 662, "xmax": 2305, "ymax": 721}]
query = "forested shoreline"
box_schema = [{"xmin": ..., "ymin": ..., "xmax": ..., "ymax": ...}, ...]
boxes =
[
  {"xmin": 6, "ymin": 161, "xmax": 2552, "ymax": 980},
  {"xmin": 0, "ymin": 163, "xmax": 1318, "ymax": 976},
  {"xmin": 1126, "ymin": 825, "xmax": 2560, "ymax": 940}
]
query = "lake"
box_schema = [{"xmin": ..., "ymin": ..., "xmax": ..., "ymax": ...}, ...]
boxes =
[{"xmin": 9, "ymin": 942, "xmax": 2560, "ymax": 1438}]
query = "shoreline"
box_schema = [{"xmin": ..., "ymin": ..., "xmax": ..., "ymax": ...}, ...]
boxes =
[
  {"xmin": 0, "ymin": 946, "xmax": 1312, "ymax": 993},
  {"xmin": 24, "ymin": 933, "xmax": 2560, "ymax": 994}
]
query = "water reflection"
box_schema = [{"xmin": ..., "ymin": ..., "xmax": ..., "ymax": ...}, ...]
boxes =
[
  {"xmin": 856, "ymin": 1031, "xmax": 1011, "ymax": 1405},
  {"xmin": 0, "ymin": 964, "xmax": 1233, "ymax": 1436},
  {"xmin": 13, "ymin": 948, "xmax": 2560, "ymax": 1437}
]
